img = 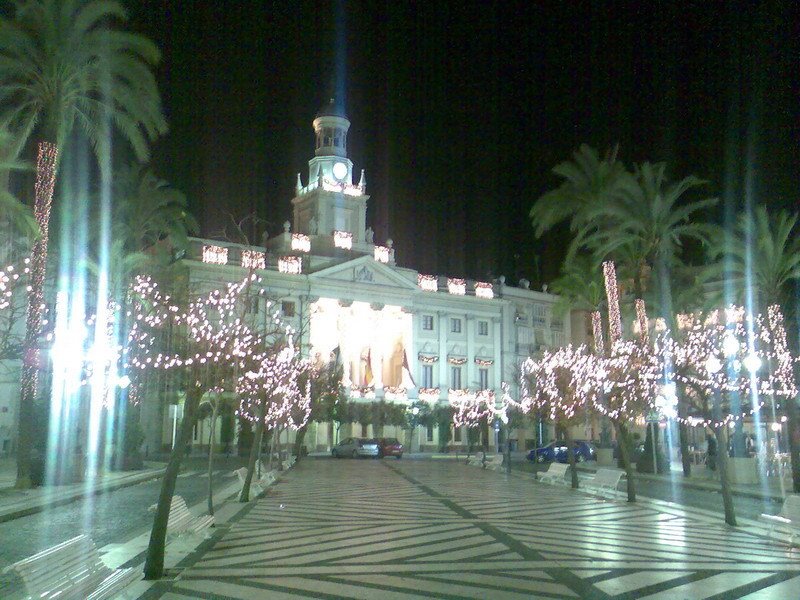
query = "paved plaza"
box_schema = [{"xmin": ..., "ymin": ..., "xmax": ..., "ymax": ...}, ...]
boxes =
[{"xmin": 143, "ymin": 459, "xmax": 800, "ymax": 599}]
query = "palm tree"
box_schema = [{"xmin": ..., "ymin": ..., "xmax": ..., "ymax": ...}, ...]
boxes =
[
  {"xmin": 0, "ymin": 1, "xmax": 167, "ymax": 488},
  {"xmin": 706, "ymin": 206, "xmax": 800, "ymax": 492},
  {"xmin": 578, "ymin": 162, "xmax": 717, "ymax": 298},
  {"xmin": 529, "ymin": 144, "xmax": 632, "ymax": 242},
  {"xmin": 0, "ymin": 127, "xmax": 36, "ymax": 246},
  {"xmin": 574, "ymin": 161, "xmax": 718, "ymax": 477},
  {"xmin": 110, "ymin": 163, "xmax": 198, "ymax": 259}
]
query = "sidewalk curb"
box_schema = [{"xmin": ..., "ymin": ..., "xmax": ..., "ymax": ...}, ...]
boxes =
[
  {"xmin": 0, "ymin": 468, "xmax": 165, "ymax": 524},
  {"xmin": 569, "ymin": 464, "xmax": 788, "ymax": 502}
]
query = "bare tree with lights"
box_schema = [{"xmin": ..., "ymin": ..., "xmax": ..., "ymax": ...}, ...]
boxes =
[
  {"xmin": 128, "ymin": 274, "xmax": 264, "ymax": 580},
  {"xmin": 522, "ymin": 345, "xmax": 600, "ymax": 489},
  {"xmin": 236, "ymin": 342, "xmax": 311, "ymax": 502},
  {"xmin": 665, "ymin": 308, "xmax": 781, "ymax": 526},
  {"xmin": 592, "ymin": 339, "xmax": 662, "ymax": 502}
]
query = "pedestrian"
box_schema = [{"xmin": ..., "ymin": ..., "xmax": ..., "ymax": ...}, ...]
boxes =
[{"xmin": 706, "ymin": 434, "xmax": 717, "ymax": 471}]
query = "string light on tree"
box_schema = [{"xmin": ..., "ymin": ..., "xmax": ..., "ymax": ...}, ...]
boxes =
[
  {"xmin": 602, "ymin": 261, "xmax": 622, "ymax": 343},
  {"xmin": 591, "ymin": 310, "xmax": 604, "ymax": 354}
]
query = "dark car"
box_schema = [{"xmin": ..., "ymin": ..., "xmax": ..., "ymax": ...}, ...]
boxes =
[
  {"xmin": 376, "ymin": 437, "xmax": 404, "ymax": 459},
  {"xmin": 527, "ymin": 440, "xmax": 596, "ymax": 463}
]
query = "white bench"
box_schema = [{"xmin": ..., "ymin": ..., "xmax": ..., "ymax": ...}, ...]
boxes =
[
  {"xmin": 538, "ymin": 462, "xmax": 569, "ymax": 485},
  {"xmin": 583, "ymin": 468, "xmax": 624, "ymax": 499},
  {"xmin": 149, "ymin": 495, "xmax": 214, "ymax": 537},
  {"xmin": 282, "ymin": 454, "xmax": 296, "ymax": 470},
  {"xmin": 2, "ymin": 534, "xmax": 139, "ymax": 600},
  {"xmin": 484, "ymin": 454, "xmax": 504, "ymax": 470},
  {"xmin": 235, "ymin": 466, "xmax": 276, "ymax": 497},
  {"xmin": 258, "ymin": 460, "xmax": 278, "ymax": 483},
  {"xmin": 467, "ymin": 452, "xmax": 485, "ymax": 467},
  {"xmin": 760, "ymin": 494, "xmax": 800, "ymax": 545}
]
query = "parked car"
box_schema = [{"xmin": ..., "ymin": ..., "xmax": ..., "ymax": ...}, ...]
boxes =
[
  {"xmin": 331, "ymin": 438, "xmax": 380, "ymax": 458},
  {"xmin": 527, "ymin": 440, "xmax": 596, "ymax": 463},
  {"xmin": 376, "ymin": 438, "xmax": 404, "ymax": 459}
]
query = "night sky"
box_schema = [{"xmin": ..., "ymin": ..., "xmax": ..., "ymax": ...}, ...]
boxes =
[{"xmin": 129, "ymin": 1, "xmax": 799, "ymax": 285}]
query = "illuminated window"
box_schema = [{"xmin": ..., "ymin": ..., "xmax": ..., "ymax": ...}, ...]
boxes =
[
  {"xmin": 479, "ymin": 368, "xmax": 489, "ymax": 390},
  {"xmin": 422, "ymin": 365, "xmax": 433, "ymax": 388},
  {"xmin": 478, "ymin": 320, "xmax": 489, "ymax": 336},
  {"xmin": 451, "ymin": 318, "xmax": 462, "ymax": 333},
  {"xmin": 422, "ymin": 315, "xmax": 434, "ymax": 330},
  {"xmin": 282, "ymin": 301, "xmax": 295, "ymax": 317},
  {"xmin": 451, "ymin": 367, "xmax": 462, "ymax": 389}
]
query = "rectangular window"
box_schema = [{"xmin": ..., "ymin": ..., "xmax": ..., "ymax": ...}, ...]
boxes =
[
  {"xmin": 451, "ymin": 366, "xmax": 462, "ymax": 389},
  {"xmin": 479, "ymin": 368, "xmax": 489, "ymax": 390},
  {"xmin": 422, "ymin": 364, "xmax": 433, "ymax": 388},
  {"xmin": 451, "ymin": 318, "xmax": 462, "ymax": 333},
  {"xmin": 282, "ymin": 301, "xmax": 295, "ymax": 317},
  {"xmin": 422, "ymin": 315, "xmax": 434, "ymax": 331},
  {"xmin": 427, "ymin": 425, "xmax": 434, "ymax": 442},
  {"xmin": 453, "ymin": 426, "xmax": 462, "ymax": 442},
  {"xmin": 478, "ymin": 320, "xmax": 489, "ymax": 336},
  {"xmin": 361, "ymin": 424, "xmax": 368, "ymax": 437},
  {"xmin": 533, "ymin": 304, "xmax": 547, "ymax": 327}
]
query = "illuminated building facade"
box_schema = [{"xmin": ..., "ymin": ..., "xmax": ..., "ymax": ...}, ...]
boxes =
[{"xmin": 175, "ymin": 100, "xmax": 571, "ymax": 453}]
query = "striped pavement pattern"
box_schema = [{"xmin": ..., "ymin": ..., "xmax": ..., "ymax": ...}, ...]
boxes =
[{"xmin": 147, "ymin": 459, "xmax": 800, "ymax": 599}]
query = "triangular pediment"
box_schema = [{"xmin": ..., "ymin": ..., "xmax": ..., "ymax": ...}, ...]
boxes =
[{"xmin": 308, "ymin": 255, "xmax": 418, "ymax": 290}]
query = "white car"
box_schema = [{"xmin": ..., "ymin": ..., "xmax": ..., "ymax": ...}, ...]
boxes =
[{"xmin": 331, "ymin": 438, "xmax": 380, "ymax": 458}]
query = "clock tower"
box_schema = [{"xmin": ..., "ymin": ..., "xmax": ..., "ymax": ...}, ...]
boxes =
[{"xmin": 291, "ymin": 98, "xmax": 370, "ymax": 249}]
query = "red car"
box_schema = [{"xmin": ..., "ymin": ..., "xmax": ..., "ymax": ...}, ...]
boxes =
[{"xmin": 377, "ymin": 438, "xmax": 403, "ymax": 459}]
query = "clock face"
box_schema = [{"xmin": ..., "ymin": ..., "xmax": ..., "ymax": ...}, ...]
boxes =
[{"xmin": 332, "ymin": 161, "xmax": 348, "ymax": 180}]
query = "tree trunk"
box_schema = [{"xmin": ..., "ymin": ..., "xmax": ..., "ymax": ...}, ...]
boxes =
[
  {"xmin": 564, "ymin": 425, "xmax": 579, "ymax": 489},
  {"xmin": 786, "ymin": 396, "xmax": 800, "ymax": 494},
  {"xmin": 713, "ymin": 425, "xmax": 737, "ymax": 526},
  {"xmin": 143, "ymin": 388, "xmax": 201, "ymax": 580},
  {"xmin": 206, "ymin": 403, "xmax": 219, "ymax": 516},
  {"xmin": 293, "ymin": 422, "xmax": 308, "ymax": 461},
  {"xmin": 678, "ymin": 419, "xmax": 692, "ymax": 477},
  {"xmin": 16, "ymin": 141, "xmax": 59, "ymax": 490},
  {"xmin": 239, "ymin": 418, "xmax": 264, "ymax": 503},
  {"xmin": 614, "ymin": 421, "xmax": 637, "ymax": 502}
]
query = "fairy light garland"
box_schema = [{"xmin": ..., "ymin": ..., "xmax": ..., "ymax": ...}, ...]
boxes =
[
  {"xmin": 373, "ymin": 246, "xmax": 390, "ymax": 263},
  {"xmin": 202, "ymin": 245, "xmax": 228, "ymax": 265},
  {"xmin": 278, "ymin": 256, "xmax": 302, "ymax": 274},
  {"xmin": 20, "ymin": 142, "xmax": 59, "ymax": 401},
  {"xmin": 418, "ymin": 354, "xmax": 439, "ymax": 364},
  {"xmin": 602, "ymin": 261, "xmax": 622, "ymax": 343},
  {"xmin": 291, "ymin": 233, "xmax": 311, "ymax": 253},
  {"xmin": 418, "ymin": 387, "xmax": 440, "ymax": 402},
  {"xmin": 418, "ymin": 274, "xmax": 438, "ymax": 292},
  {"xmin": 474, "ymin": 282, "xmax": 494, "ymax": 299},
  {"xmin": 333, "ymin": 230, "xmax": 353, "ymax": 250},
  {"xmin": 241, "ymin": 249, "xmax": 265, "ymax": 270},
  {"xmin": 384, "ymin": 385, "xmax": 408, "ymax": 401},
  {"xmin": 447, "ymin": 278, "xmax": 466, "ymax": 296}
]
